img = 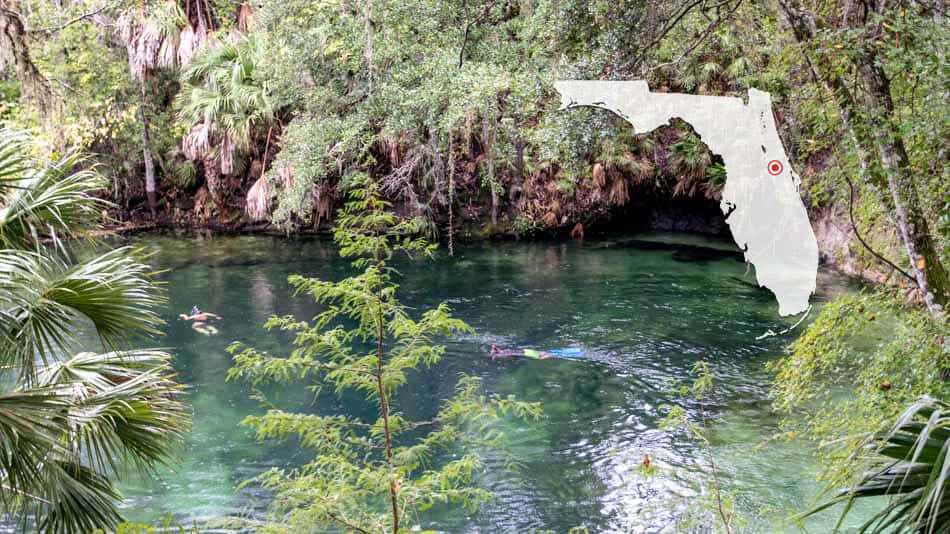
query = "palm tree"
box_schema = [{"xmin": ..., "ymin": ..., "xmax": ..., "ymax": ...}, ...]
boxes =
[
  {"xmin": 668, "ymin": 128, "xmax": 725, "ymax": 200},
  {"xmin": 178, "ymin": 32, "xmax": 274, "ymax": 210},
  {"xmin": 802, "ymin": 396, "xmax": 949, "ymax": 533},
  {"xmin": 595, "ymin": 137, "xmax": 653, "ymax": 207},
  {"xmin": 0, "ymin": 128, "xmax": 190, "ymax": 532},
  {"xmin": 118, "ymin": 1, "xmax": 189, "ymax": 218}
]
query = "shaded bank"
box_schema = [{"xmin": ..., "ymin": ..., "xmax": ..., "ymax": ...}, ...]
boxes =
[{"xmin": 107, "ymin": 183, "xmax": 880, "ymax": 288}]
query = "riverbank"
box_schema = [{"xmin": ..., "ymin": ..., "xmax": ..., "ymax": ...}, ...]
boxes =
[{"xmin": 103, "ymin": 194, "xmax": 891, "ymax": 290}]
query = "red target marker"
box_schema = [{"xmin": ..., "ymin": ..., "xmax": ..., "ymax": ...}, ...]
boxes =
[{"xmin": 767, "ymin": 160, "xmax": 784, "ymax": 176}]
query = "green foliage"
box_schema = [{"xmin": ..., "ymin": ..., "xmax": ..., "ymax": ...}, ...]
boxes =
[
  {"xmin": 178, "ymin": 32, "xmax": 274, "ymax": 175},
  {"xmin": 256, "ymin": 0, "xmax": 550, "ymax": 225},
  {"xmin": 801, "ymin": 396, "xmax": 950, "ymax": 533},
  {"xmin": 1, "ymin": 0, "xmax": 943, "ymax": 261},
  {"xmin": 659, "ymin": 361, "xmax": 740, "ymax": 533},
  {"xmin": 0, "ymin": 129, "xmax": 109, "ymax": 248},
  {"xmin": 0, "ymin": 78, "xmax": 19, "ymax": 121},
  {"xmin": 25, "ymin": 0, "xmax": 144, "ymax": 174},
  {"xmin": 3, "ymin": 2, "xmax": 947, "ymax": 529},
  {"xmin": 227, "ymin": 184, "xmax": 540, "ymax": 532},
  {"xmin": 770, "ymin": 290, "xmax": 949, "ymax": 519},
  {"xmin": 511, "ymin": 214, "xmax": 540, "ymax": 236},
  {"xmin": 100, "ymin": 517, "xmax": 200, "ymax": 533},
  {"xmin": 0, "ymin": 128, "xmax": 190, "ymax": 532}
]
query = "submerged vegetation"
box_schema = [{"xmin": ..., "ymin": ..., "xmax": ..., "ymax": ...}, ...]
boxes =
[{"xmin": 0, "ymin": 0, "xmax": 946, "ymax": 531}]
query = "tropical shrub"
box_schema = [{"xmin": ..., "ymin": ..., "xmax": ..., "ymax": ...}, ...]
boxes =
[
  {"xmin": 802, "ymin": 396, "xmax": 949, "ymax": 533},
  {"xmin": 0, "ymin": 128, "xmax": 190, "ymax": 532}
]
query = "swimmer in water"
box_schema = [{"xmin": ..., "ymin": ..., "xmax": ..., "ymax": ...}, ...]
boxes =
[
  {"xmin": 179, "ymin": 305, "xmax": 222, "ymax": 322},
  {"xmin": 180, "ymin": 306, "xmax": 221, "ymax": 335},
  {"xmin": 489, "ymin": 345, "xmax": 588, "ymax": 361},
  {"xmin": 490, "ymin": 345, "xmax": 551, "ymax": 360},
  {"xmin": 191, "ymin": 322, "xmax": 219, "ymax": 335}
]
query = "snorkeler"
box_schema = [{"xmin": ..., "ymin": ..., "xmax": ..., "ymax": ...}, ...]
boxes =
[
  {"xmin": 490, "ymin": 345, "xmax": 551, "ymax": 360},
  {"xmin": 179, "ymin": 305, "xmax": 222, "ymax": 322},
  {"xmin": 179, "ymin": 306, "xmax": 221, "ymax": 335},
  {"xmin": 489, "ymin": 345, "xmax": 587, "ymax": 361},
  {"xmin": 191, "ymin": 322, "xmax": 219, "ymax": 336}
]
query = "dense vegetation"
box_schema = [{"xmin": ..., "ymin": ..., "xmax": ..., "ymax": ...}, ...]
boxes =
[
  {"xmin": 0, "ymin": 0, "xmax": 947, "ymax": 531},
  {"xmin": 4, "ymin": 2, "xmax": 943, "ymax": 267},
  {"xmin": 0, "ymin": 129, "xmax": 189, "ymax": 531}
]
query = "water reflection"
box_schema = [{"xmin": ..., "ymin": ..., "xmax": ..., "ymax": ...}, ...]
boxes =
[{"xmin": 116, "ymin": 233, "xmax": 864, "ymax": 531}]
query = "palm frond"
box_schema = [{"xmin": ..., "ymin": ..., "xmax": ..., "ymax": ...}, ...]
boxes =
[
  {"xmin": 0, "ymin": 387, "xmax": 70, "ymax": 507},
  {"xmin": 801, "ymin": 396, "xmax": 950, "ymax": 533},
  {"xmin": 0, "ymin": 129, "xmax": 189, "ymax": 532},
  {"xmin": 0, "ymin": 128, "xmax": 31, "ymax": 193},
  {"xmin": 0, "ymin": 247, "xmax": 164, "ymax": 380},
  {"xmin": 35, "ymin": 459, "xmax": 123, "ymax": 534},
  {"xmin": 39, "ymin": 350, "xmax": 190, "ymax": 476},
  {"xmin": 0, "ymin": 130, "xmax": 109, "ymax": 249},
  {"xmin": 246, "ymin": 175, "xmax": 273, "ymax": 221}
]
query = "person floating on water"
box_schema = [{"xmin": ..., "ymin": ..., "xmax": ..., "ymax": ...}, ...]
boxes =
[
  {"xmin": 489, "ymin": 345, "xmax": 586, "ymax": 361},
  {"xmin": 490, "ymin": 345, "xmax": 551, "ymax": 360},
  {"xmin": 179, "ymin": 305, "xmax": 222, "ymax": 322},
  {"xmin": 179, "ymin": 305, "xmax": 221, "ymax": 335}
]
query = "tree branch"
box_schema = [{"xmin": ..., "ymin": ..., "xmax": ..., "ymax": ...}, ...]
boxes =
[
  {"xmin": 650, "ymin": 0, "xmax": 743, "ymax": 73},
  {"xmin": 622, "ymin": 0, "xmax": 705, "ymax": 72},
  {"xmin": 457, "ymin": 0, "xmax": 497, "ymax": 68},
  {"xmin": 844, "ymin": 176, "xmax": 917, "ymax": 285},
  {"xmin": 326, "ymin": 511, "xmax": 373, "ymax": 534},
  {"xmin": 30, "ymin": 3, "xmax": 115, "ymax": 35}
]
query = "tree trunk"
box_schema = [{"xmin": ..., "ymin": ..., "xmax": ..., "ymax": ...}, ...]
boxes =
[
  {"xmin": 0, "ymin": 0, "xmax": 54, "ymax": 114},
  {"xmin": 856, "ymin": 57, "xmax": 949, "ymax": 316},
  {"xmin": 510, "ymin": 137, "xmax": 524, "ymax": 211},
  {"xmin": 1, "ymin": 0, "xmax": 62, "ymax": 149},
  {"xmin": 373, "ymin": 251, "xmax": 399, "ymax": 534},
  {"xmin": 139, "ymin": 84, "xmax": 157, "ymax": 219},
  {"xmin": 775, "ymin": 0, "xmax": 948, "ymax": 318}
]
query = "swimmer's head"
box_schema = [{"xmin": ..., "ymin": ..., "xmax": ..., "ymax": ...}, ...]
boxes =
[{"xmin": 191, "ymin": 305, "xmax": 200, "ymax": 315}]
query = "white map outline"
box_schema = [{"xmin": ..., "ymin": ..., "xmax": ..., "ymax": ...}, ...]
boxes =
[{"xmin": 555, "ymin": 80, "xmax": 819, "ymax": 316}]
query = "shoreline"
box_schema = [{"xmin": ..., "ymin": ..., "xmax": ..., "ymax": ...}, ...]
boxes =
[{"xmin": 94, "ymin": 216, "xmax": 883, "ymax": 289}]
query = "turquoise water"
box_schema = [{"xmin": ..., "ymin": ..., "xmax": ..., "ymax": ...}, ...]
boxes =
[{"xmin": 115, "ymin": 233, "xmax": 866, "ymax": 532}]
